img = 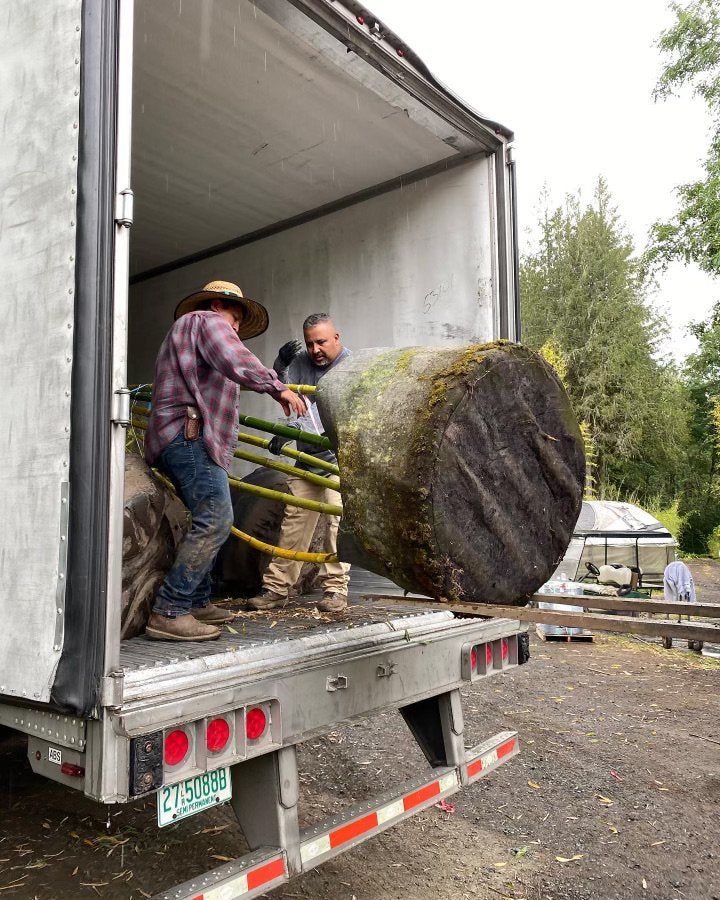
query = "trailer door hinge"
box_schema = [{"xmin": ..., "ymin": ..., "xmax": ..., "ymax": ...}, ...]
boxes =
[
  {"xmin": 112, "ymin": 388, "xmax": 131, "ymax": 427},
  {"xmin": 115, "ymin": 188, "xmax": 134, "ymax": 227},
  {"xmin": 101, "ymin": 671, "xmax": 124, "ymax": 710}
]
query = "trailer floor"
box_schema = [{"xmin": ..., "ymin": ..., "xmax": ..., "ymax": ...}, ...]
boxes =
[
  {"xmin": 1, "ymin": 562, "xmax": 718, "ymax": 900},
  {"xmin": 119, "ymin": 569, "xmax": 435, "ymax": 675}
]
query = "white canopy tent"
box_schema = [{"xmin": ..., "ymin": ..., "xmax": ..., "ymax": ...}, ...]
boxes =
[{"xmin": 552, "ymin": 501, "xmax": 678, "ymax": 586}]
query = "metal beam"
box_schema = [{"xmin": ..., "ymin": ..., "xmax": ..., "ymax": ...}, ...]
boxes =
[
  {"xmin": 494, "ymin": 146, "xmax": 510, "ymax": 339},
  {"xmin": 0, "ymin": 702, "xmax": 86, "ymax": 751}
]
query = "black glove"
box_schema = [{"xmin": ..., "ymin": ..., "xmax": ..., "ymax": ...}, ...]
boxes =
[
  {"xmin": 277, "ymin": 340, "xmax": 302, "ymax": 367},
  {"xmin": 269, "ymin": 435, "xmax": 291, "ymax": 455},
  {"xmin": 517, "ymin": 632, "xmax": 531, "ymax": 665}
]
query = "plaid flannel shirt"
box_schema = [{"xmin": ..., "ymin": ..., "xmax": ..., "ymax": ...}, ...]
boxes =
[{"xmin": 144, "ymin": 310, "xmax": 285, "ymax": 471}]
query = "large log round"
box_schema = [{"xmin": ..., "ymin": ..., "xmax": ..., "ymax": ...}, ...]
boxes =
[{"xmin": 317, "ymin": 342, "xmax": 585, "ymax": 605}]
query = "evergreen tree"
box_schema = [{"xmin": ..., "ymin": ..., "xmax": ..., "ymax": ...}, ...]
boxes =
[
  {"xmin": 677, "ymin": 304, "xmax": 720, "ymax": 550},
  {"xmin": 648, "ymin": 0, "xmax": 720, "ymax": 550},
  {"xmin": 650, "ymin": 0, "xmax": 720, "ymax": 275},
  {"xmin": 521, "ymin": 180, "xmax": 688, "ymax": 504}
]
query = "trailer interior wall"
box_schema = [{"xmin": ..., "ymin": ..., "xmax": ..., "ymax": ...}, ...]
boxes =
[{"xmin": 128, "ymin": 156, "xmax": 497, "ymax": 406}]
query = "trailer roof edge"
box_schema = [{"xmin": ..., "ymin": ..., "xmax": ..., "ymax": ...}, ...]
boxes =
[{"xmin": 289, "ymin": 0, "xmax": 514, "ymax": 147}]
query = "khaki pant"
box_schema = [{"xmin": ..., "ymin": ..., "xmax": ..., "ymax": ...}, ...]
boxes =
[{"xmin": 263, "ymin": 474, "xmax": 350, "ymax": 596}]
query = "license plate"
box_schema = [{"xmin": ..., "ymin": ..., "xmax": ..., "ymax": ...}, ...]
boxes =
[{"xmin": 157, "ymin": 767, "xmax": 232, "ymax": 827}]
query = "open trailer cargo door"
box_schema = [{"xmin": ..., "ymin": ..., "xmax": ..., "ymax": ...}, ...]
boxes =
[
  {"xmin": 0, "ymin": 1, "xmax": 85, "ymax": 703},
  {"xmin": 0, "ymin": 1, "xmax": 132, "ymax": 712}
]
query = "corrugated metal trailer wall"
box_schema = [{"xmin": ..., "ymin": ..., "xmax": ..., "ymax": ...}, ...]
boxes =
[{"xmin": 0, "ymin": 0, "xmax": 84, "ymax": 703}]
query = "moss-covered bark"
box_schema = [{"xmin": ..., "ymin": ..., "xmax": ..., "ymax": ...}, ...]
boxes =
[{"xmin": 317, "ymin": 342, "xmax": 585, "ymax": 605}]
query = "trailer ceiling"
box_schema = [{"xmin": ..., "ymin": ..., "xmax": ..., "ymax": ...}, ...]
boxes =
[{"xmin": 131, "ymin": 0, "xmax": 497, "ymax": 278}]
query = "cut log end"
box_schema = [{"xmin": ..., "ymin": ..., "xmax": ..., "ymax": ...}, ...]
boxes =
[{"xmin": 319, "ymin": 342, "xmax": 585, "ymax": 605}]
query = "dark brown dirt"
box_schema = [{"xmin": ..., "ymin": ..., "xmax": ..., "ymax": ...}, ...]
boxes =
[{"xmin": 1, "ymin": 562, "xmax": 718, "ymax": 900}]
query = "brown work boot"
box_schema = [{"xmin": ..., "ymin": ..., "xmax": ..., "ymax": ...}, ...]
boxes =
[
  {"xmin": 246, "ymin": 589, "xmax": 287, "ymax": 611},
  {"xmin": 145, "ymin": 612, "xmax": 221, "ymax": 642},
  {"xmin": 317, "ymin": 592, "xmax": 348, "ymax": 612},
  {"xmin": 191, "ymin": 603, "xmax": 235, "ymax": 624}
]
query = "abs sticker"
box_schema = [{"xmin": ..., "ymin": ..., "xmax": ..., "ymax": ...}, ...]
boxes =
[{"xmin": 48, "ymin": 747, "xmax": 62, "ymax": 765}]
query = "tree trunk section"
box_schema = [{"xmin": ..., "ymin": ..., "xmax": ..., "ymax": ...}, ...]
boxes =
[
  {"xmin": 122, "ymin": 454, "xmax": 188, "ymax": 638},
  {"xmin": 317, "ymin": 342, "xmax": 585, "ymax": 605},
  {"xmin": 215, "ymin": 467, "xmax": 331, "ymax": 597}
]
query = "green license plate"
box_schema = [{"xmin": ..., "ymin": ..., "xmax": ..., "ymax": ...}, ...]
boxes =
[{"xmin": 157, "ymin": 767, "xmax": 232, "ymax": 827}]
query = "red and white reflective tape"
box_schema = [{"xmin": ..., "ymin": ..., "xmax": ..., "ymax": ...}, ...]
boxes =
[
  {"xmin": 191, "ymin": 854, "xmax": 287, "ymax": 900},
  {"xmin": 301, "ymin": 770, "xmax": 457, "ymax": 866},
  {"xmin": 466, "ymin": 733, "xmax": 518, "ymax": 782},
  {"xmin": 167, "ymin": 731, "xmax": 519, "ymax": 898}
]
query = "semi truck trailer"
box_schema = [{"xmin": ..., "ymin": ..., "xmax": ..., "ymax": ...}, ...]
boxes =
[{"xmin": 0, "ymin": 1, "xmax": 525, "ymax": 896}]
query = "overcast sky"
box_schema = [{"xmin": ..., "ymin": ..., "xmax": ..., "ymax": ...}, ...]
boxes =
[{"xmin": 370, "ymin": 0, "xmax": 717, "ymax": 361}]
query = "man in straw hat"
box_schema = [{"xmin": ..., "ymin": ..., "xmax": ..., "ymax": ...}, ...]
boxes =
[{"xmin": 144, "ymin": 280, "xmax": 306, "ymax": 642}]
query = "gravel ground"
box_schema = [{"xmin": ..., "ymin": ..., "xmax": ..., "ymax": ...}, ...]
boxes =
[{"xmin": 1, "ymin": 562, "xmax": 718, "ymax": 900}]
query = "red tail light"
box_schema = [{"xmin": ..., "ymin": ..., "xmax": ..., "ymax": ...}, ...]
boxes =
[
  {"xmin": 207, "ymin": 718, "xmax": 231, "ymax": 753},
  {"xmin": 464, "ymin": 636, "xmax": 518, "ymax": 682},
  {"xmin": 246, "ymin": 707, "xmax": 268, "ymax": 741},
  {"xmin": 164, "ymin": 729, "xmax": 189, "ymax": 766},
  {"xmin": 60, "ymin": 762, "xmax": 85, "ymax": 777}
]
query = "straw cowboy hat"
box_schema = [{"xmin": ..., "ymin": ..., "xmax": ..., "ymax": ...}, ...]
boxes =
[{"xmin": 174, "ymin": 280, "xmax": 269, "ymax": 340}]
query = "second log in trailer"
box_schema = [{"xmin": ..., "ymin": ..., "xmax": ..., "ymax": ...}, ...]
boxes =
[{"xmin": 0, "ymin": 0, "xmax": 523, "ymax": 896}]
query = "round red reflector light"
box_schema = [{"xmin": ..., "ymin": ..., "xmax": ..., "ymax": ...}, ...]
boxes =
[
  {"xmin": 486, "ymin": 644, "xmax": 493, "ymax": 665},
  {"xmin": 356, "ymin": 14, "xmax": 365, "ymax": 24},
  {"xmin": 471, "ymin": 647, "xmax": 477, "ymax": 670},
  {"xmin": 207, "ymin": 718, "xmax": 231, "ymax": 753},
  {"xmin": 164, "ymin": 729, "xmax": 189, "ymax": 766},
  {"xmin": 246, "ymin": 707, "xmax": 267, "ymax": 741},
  {"xmin": 501, "ymin": 638, "xmax": 509, "ymax": 661}
]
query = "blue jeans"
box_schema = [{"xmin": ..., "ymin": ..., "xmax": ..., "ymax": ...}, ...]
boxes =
[{"xmin": 153, "ymin": 430, "xmax": 234, "ymax": 617}]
